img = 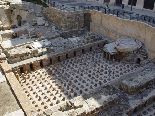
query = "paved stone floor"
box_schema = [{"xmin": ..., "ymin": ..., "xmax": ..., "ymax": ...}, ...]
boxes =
[{"xmin": 18, "ymin": 50, "xmax": 140, "ymax": 113}]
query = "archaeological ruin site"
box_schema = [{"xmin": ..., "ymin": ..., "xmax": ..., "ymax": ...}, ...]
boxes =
[{"xmin": 0, "ymin": 0, "xmax": 155, "ymax": 116}]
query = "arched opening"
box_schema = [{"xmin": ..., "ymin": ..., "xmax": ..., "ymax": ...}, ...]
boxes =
[
  {"xmin": 82, "ymin": 49, "xmax": 85, "ymax": 54},
  {"xmin": 136, "ymin": 58, "xmax": 141, "ymax": 64},
  {"xmin": 17, "ymin": 15, "xmax": 22, "ymax": 26},
  {"xmin": 40, "ymin": 60, "xmax": 43, "ymax": 68},
  {"xmin": 98, "ymin": 44, "xmax": 100, "ymax": 47},
  {"xmin": 58, "ymin": 56, "xmax": 61, "ymax": 62},
  {"xmin": 20, "ymin": 67, "xmax": 24, "ymax": 74},
  {"xmin": 74, "ymin": 51, "xmax": 76, "ymax": 57},
  {"xmin": 30, "ymin": 64, "xmax": 33, "ymax": 71},
  {"xmin": 50, "ymin": 58, "xmax": 52, "ymax": 64},
  {"xmin": 90, "ymin": 46, "xmax": 92, "ymax": 51},
  {"xmin": 66, "ymin": 54, "xmax": 68, "ymax": 59}
]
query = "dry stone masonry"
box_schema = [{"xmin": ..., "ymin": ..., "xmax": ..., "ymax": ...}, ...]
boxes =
[{"xmin": 0, "ymin": 0, "xmax": 155, "ymax": 116}]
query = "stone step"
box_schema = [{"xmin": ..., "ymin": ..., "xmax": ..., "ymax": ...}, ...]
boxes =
[
  {"xmin": 39, "ymin": 85, "xmax": 119, "ymax": 116},
  {"xmin": 133, "ymin": 102, "xmax": 155, "ymax": 116},
  {"xmin": 121, "ymin": 64, "xmax": 155, "ymax": 94},
  {"xmin": 125, "ymin": 88, "xmax": 155, "ymax": 116}
]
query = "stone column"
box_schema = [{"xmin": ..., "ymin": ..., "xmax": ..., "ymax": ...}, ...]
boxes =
[
  {"xmin": 113, "ymin": 55, "xmax": 115, "ymax": 63},
  {"xmin": 122, "ymin": 0, "xmax": 128, "ymax": 6},
  {"xmin": 109, "ymin": 0, "xmax": 115, "ymax": 5},
  {"xmin": 109, "ymin": 54, "xmax": 111, "ymax": 60},
  {"xmin": 106, "ymin": 53, "xmax": 108, "ymax": 59},
  {"xmin": 153, "ymin": 2, "xmax": 155, "ymax": 12},
  {"xmin": 136, "ymin": 0, "xmax": 144, "ymax": 10}
]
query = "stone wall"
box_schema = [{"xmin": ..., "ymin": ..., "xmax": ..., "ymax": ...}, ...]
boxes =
[
  {"xmin": 12, "ymin": 40, "xmax": 106, "ymax": 75},
  {"xmin": 42, "ymin": 7, "xmax": 85, "ymax": 38},
  {"xmin": 0, "ymin": 6, "xmax": 11, "ymax": 27},
  {"xmin": 89, "ymin": 10, "xmax": 155, "ymax": 59}
]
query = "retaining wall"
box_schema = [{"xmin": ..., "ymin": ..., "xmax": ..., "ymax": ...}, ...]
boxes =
[{"xmin": 89, "ymin": 10, "xmax": 155, "ymax": 59}]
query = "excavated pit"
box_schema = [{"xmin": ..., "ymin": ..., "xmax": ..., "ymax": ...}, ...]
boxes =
[{"xmin": 16, "ymin": 50, "xmax": 140, "ymax": 112}]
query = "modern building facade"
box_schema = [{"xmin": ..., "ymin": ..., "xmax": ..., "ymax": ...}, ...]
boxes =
[{"xmin": 86, "ymin": 0, "xmax": 155, "ymax": 11}]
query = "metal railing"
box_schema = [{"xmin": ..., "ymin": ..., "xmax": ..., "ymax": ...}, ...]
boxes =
[{"xmin": 48, "ymin": 2, "xmax": 155, "ymax": 27}]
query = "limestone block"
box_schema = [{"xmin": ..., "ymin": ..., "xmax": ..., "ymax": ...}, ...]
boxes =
[
  {"xmin": 75, "ymin": 101, "xmax": 89, "ymax": 115},
  {"xmin": 42, "ymin": 48, "xmax": 47, "ymax": 54},
  {"xmin": 59, "ymin": 54, "xmax": 66, "ymax": 61},
  {"xmin": 42, "ymin": 58, "xmax": 50, "ymax": 67},
  {"xmin": 36, "ymin": 17, "xmax": 45, "ymax": 26},
  {"xmin": 32, "ymin": 61, "xmax": 41, "ymax": 71},
  {"xmin": 0, "ymin": 53, "xmax": 6, "ymax": 60},
  {"xmin": 67, "ymin": 50, "xmax": 74, "ymax": 59},
  {"xmin": 51, "ymin": 55, "xmax": 58, "ymax": 64},
  {"xmin": 0, "ymin": 8, "xmax": 11, "ymax": 27},
  {"xmin": 51, "ymin": 111, "xmax": 68, "ymax": 116},
  {"xmin": 44, "ymin": 109, "xmax": 53, "ymax": 116},
  {"xmin": 23, "ymin": 63, "xmax": 31, "ymax": 73},
  {"xmin": 121, "ymin": 67, "xmax": 155, "ymax": 94},
  {"xmin": 10, "ymin": 3, "xmax": 28, "ymax": 11},
  {"xmin": 76, "ymin": 49, "xmax": 82, "ymax": 56},
  {"xmin": 45, "ymin": 21, "xmax": 49, "ymax": 27}
]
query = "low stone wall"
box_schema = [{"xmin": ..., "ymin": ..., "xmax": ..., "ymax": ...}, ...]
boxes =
[
  {"xmin": 89, "ymin": 10, "xmax": 155, "ymax": 59},
  {"xmin": 42, "ymin": 94, "xmax": 118, "ymax": 116},
  {"xmin": 12, "ymin": 40, "xmax": 106, "ymax": 75},
  {"xmin": 121, "ymin": 65, "xmax": 155, "ymax": 94},
  {"xmin": 125, "ymin": 89, "xmax": 155, "ymax": 116},
  {"xmin": 0, "ymin": 28, "xmax": 28, "ymax": 39}
]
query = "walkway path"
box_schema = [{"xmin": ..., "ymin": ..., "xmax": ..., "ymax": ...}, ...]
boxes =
[
  {"xmin": 0, "ymin": 68, "xmax": 24, "ymax": 116},
  {"xmin": 49, "ymin": 0, "xmax": 155, "ymax": 17}
]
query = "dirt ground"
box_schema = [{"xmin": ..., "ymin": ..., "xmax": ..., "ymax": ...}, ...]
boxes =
[{"xmin": 0, "ymin": 82, "xmax": 20, "ymax": 116}]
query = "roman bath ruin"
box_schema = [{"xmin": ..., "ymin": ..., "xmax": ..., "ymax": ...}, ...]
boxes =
[{"xmin": 0, "ymin": 0, "xmax": 155, "ymax": 116}]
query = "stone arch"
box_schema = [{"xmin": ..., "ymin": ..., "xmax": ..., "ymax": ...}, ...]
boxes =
[{"xmin": 17, "ymin": 15, "xmax": 22, "ymax": 26}]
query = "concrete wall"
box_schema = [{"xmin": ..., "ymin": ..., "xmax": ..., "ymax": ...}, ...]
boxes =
[{"xmin": 89, "ymin": 10, "xmax": 155, "ymax": 59}]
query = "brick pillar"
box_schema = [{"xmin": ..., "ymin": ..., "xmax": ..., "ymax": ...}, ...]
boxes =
[
  {"xmin": 32, "ymin": 61, "xmax": 41, "ymax": 71},
  {"xmin": 68, "ymin": 50, "xmax": 74, "ymax": 58},
  {"xmin": 60, "ymin": 54, "xmax": 66, "ymax": 61},
  {"xmin": 42, "ymin": 58, "xmax": 50, "ymax": 67},
  {"xmin": 76, "ymin": 48, "xmax": 82, "ymax": 56},
  {"xmin": 23, "ymin": 63, "xmax": 31, "ymax": 73},
  {"xmin": 51, "ymin": 55, "xmax": 58, "ymax": 64}
]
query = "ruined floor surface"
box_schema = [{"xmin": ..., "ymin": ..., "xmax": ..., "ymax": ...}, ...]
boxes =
[{"xmin": 18, "ymin": 50, "xmax": 140, "ymax": 113}]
